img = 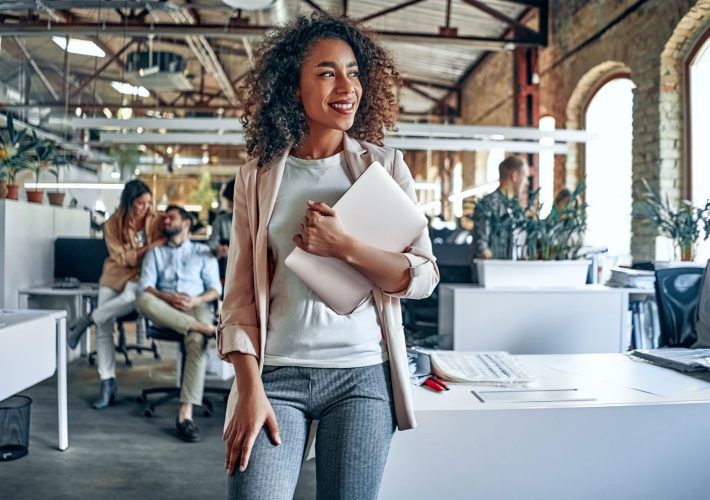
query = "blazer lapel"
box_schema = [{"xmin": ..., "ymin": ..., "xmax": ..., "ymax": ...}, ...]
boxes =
[{"xmin": 343, "ymin": 134, "xmax": 371, "ymax": 182}]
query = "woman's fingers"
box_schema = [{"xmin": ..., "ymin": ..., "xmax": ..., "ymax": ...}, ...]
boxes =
[
  {"xmin": 226, "ymin": 434, "xmax": 241, "ymax": 475},
  {"xmin": 265, "ymin": 411, "xmax": 282, "ymax": 445},
  {"xmin": 239, "ymin": 429, "xmax": 260, "ymax": 473}
]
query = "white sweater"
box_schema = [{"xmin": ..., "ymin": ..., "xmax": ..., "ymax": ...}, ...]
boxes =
[{"xmin": 264, "ymin": 153, "xmax": 387, "ymax": 368}]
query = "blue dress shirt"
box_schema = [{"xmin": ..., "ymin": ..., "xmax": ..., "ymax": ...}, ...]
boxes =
[{"xmin": 140, "ymin": 240, "xmax": 222, "ymax": 297}]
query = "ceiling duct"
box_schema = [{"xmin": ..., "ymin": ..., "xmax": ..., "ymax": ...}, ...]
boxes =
[{"xmin": 125, "ymin": 51, "xmax": 192, "ymax": 92}]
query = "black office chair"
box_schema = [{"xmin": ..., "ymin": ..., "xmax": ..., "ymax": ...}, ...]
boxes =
[
  {"xmin": 137, "ymin": 324, "xmax": 229, "ymax": 418},
  {"xmin": 88, "ymin": 311, "xmax": 160, "ymax": 367},
  {"xmin": 654, "ymin": 266, "xmax": 705, "ymax": 347}
]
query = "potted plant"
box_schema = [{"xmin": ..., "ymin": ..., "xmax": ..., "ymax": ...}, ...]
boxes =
[
  {"xmin": 47, "ymin": 153, "xmax": 67, "ymax": 207},
  {"xmin": 640, "ymin": 179, "xmax": 710, "ymax": 262},
  {"xmin": 0, "ymin": 113, "xmax": 33, "ymax": 200},
  {"xmin": 474, "ymin": 182, "xmax": 590, "ymax": 288},
  {"xmin": 25, "ymin": 133, "xmax": 54, "ymax": 204}
]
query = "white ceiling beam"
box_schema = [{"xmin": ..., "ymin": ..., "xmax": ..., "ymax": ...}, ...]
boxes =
[
  {"xmin": 385, "ymin": 137, "xmax": 569, "ymax": 154},
  {"xmin": 69, "ymin": 117, "xmax": 243, "ymax": 130},
  {"xmin": 394, "ymin": 123, "xmax": 596, "ymax": 142},
  {"xmin": 79, "ymin": 118, "xmax": 593, "ymax": 144},
  {"xmin": 100, "ymin": 132, "xmax": 245, "ymax": 145}
]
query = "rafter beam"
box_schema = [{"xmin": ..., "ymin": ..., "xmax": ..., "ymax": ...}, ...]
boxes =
[
  {"xmin": 402, "ymin": 77, "xmax": 456, "ymax": 91},
  {"xmin": 70, "ymin": 39, "xmax": 136, "ymax": 99},
  {"xmin": 3, "ymin": 102, "xmax": 242, "ymax": 113},
  {"xmin": 461, "ymin": 0, "xmax": 542, "ymax": 43},
  {"xmin": 0, "ymin": 23, "xmax": 545, "ymax": 48},
  {"xmin": 403, "ymin": 82, "xmax": 440, "ymax": 103},
  {"xmin": 302, "ymin": 0, "xmax": 328, "ymax": 14},
  {"xmin": 358, "ymin": 0, "xmax": 426, "ymax": 23},
  {"xmin": 12, "ymin": 37, "xmax": 59, "ymax": 101}
]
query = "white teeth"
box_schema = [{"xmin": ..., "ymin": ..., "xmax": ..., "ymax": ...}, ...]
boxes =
[{"xmin": 331, "ymin": 103, "xmax": 353, "ymax": 110}]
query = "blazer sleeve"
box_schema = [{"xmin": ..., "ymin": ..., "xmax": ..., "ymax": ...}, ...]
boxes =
[
  {"xmin": 103, "ymin": 217, "xmax": 138, "ymax": 268},
  {"xmin": 384, "ymin": 149, "xmax": 440, "ymax": 300},
  {"xmin": 216, "ymin": 166, "xmax": 259, "ymax": 360}
]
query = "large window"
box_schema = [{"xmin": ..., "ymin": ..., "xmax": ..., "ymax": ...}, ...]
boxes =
[
  {"xmin": 689, "ymin": 34, "xmax": 710, "ymax": 261},
  {"xmin": 584, "ymin": 77, "xmax": 635, "ymax": 263}
]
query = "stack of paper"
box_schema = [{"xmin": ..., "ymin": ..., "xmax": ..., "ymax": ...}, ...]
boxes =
[{"xmin": 606, "ymin": 267, "xmax": 656, "ymax": 289}]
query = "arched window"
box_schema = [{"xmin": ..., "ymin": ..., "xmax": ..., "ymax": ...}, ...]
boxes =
[
  {"xmin": 584, "ymin": 77, "xmax": 635, "ymax": 264},
  {"xmin": 689, "ymin": 32, "xmax": 710, "ymax": 261}
]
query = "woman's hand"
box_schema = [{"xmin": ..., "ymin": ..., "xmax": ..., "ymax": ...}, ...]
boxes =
[
  {"xmin": 224, "ymin": 354, "xmax": 281, "ymax": 475},
  {"xmin": 293, "ymin": 200, "xmax": 350, "ymax": 258}
]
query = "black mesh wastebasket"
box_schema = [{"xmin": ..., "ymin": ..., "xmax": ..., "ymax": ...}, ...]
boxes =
[{"xmin": 0, "ymin": 395, "xmax": 32, "ymax": 461}]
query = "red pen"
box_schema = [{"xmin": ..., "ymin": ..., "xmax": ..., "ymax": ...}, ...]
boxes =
[
  {"xmin": 423, "ymin": 378, "xmax": 444, "ymax": 392},
  {"xmin": 430, "ymin": 375, "xmax": 450, "ymax": 391}
]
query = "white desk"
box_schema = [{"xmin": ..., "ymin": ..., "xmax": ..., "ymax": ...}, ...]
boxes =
[
  {"xmin": 19, "ymin": 286, "xmax": 98, "ymax": 357},
  {"xmin": 438, "ymin": 284, "xmax": 651, "ymax": 353},
  {"xmin": 0, "ymin": 309, "xmax": 68, "ymax": 451},
  {"xmin": 380, "ymin": 353, "xmax": 710, "ymax": 500}
]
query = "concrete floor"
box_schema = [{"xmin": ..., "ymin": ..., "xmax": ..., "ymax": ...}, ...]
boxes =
[{"xmin": 1, "ymin": 339, "xmax": 316, "ymax": 500}]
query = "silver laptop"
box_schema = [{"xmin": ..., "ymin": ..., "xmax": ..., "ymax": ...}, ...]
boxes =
[{"xmin": 285, "ymin": 161, "xmax": 428, "ymax": 315}]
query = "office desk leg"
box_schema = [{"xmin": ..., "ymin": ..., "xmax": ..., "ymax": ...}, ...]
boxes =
[{"xmin": 56, "ymin": 317, "xmax": 68, "ymax": 451}]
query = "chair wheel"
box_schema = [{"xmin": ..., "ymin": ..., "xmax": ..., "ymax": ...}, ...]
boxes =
[
  {"xmin": 88, "ymin": 357, "xmax": 95, "ymax": 367},
  {"xmin": 203, "ymin": 408, "xmax": 212, "ymax": 417},
  {"xmin": 125, "ymin": 360, "xmax": 133, "ymax": 367},
  {"xmin": 144, "ymin": 407, "xmax": 154, "ymax": 418},
  {"xmin": 136, "ymin": 396, "xmax": 145, "ymax": 404},
  {"xmin": 154, "ymin": 352, "xmax": 161, "ymax": 360}
]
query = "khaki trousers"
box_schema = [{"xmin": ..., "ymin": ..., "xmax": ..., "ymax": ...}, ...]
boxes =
[{"xmin": 136, "ymin": 292, "xmax": 214, "ymax": 406}]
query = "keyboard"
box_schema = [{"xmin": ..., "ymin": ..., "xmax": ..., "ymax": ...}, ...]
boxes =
[{"xmin": 429, "ymin": 351, "xmax": 537, "ymax": 386}]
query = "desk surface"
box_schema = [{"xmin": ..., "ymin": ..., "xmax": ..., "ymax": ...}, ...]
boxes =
[
  {"xmin": 19, "ymin": 286, "xmax": 99, "ymax": 297},
  {"xmin": 381, "ymin": 353, "xmax": 710, "ymax": 500},
  {"xmin": 0, "ymin": 309, "xmax": 65, "ymax": 328},
  {"xmin": 412, "ymin": 353, "xmax": 710, "ymax": 411},
  {"xmin": 439, "ymin": 283, "xmax": 653, "ymax": 294}
]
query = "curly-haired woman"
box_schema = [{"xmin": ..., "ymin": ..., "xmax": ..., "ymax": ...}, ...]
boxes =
[{"xmin": 218, "ymin": 13, "xmax": 439, "ymax": 500}]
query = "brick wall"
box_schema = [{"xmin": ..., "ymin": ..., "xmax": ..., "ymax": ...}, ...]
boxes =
[{"xmin": 457, "ymin": 0, "xmax": 710, "ymax": 261}]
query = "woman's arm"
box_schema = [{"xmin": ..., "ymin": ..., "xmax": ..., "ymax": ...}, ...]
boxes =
[
  {"xmin": 294, "ymin": 200, "xmax": 410, "ymax": 293},
  {"xmin": 217, "ymin": 165, "xmax": 260, "ymax": 360},
  {"xmin": 223, "ymin": 353, "xmax": 280, "ymax": 475}
]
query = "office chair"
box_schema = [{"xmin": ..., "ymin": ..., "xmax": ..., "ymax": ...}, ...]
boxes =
[
  {"xmin": 137, "ymin": 323, "xmax": 229, "ymax": 418},
  {"xmin": 88, "ymin": 311, "xmax": 160, "ymax": 367},
  {"xmin": 654, "ymin": 266, "xmax": 704, "ymax": 347},
  {"xmin": 402, "ymin": 242, "xmax": 474, "ymax": 347}
]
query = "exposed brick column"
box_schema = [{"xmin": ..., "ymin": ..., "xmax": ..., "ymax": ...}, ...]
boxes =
[{"xmin": 513, "ymin": 47, "xmax": 540, "ymax": 191}]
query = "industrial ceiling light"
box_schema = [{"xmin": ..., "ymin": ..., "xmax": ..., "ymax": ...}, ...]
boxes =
[
  {"xmin": 111, "ymin": 81, "xmax": 150, "ymax": 98},
  {"xmin": 52, "ymin": 37, "xmax": 105, "ymax": 57}
]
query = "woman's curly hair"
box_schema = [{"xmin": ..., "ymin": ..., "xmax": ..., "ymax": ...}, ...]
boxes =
[{"xmin": 239, "ymin": 12, "xmax": 402, "ymax": 167}]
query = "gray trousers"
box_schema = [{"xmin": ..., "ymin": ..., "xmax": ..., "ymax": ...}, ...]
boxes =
[
  {"xmin": 228, "ymin": 362, "xmax": 396, "ymax": 500},
  {"xmin": 135, "ymin": 292, "xmax": 214, "ymax": 406}
]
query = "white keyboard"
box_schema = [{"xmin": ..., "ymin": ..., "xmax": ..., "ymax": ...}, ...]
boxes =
[{"xmin": 429, "ymin": 351, "xmax": 537, "ymax": 386}]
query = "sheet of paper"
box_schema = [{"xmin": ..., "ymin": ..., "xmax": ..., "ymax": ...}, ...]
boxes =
[{"xmin": 544, "ymin": 355, "xmax": 710, "ymax": 397}]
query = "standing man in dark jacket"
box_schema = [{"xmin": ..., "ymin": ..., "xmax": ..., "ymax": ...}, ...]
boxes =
[{"xmin": 472, "ymin": 155, "xmax": 529, "ymax": 262}]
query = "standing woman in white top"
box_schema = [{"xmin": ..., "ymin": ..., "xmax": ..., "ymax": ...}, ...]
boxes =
[{"xmin": 218, "ymin": 13, "xmax": 439, "ymax": 500}]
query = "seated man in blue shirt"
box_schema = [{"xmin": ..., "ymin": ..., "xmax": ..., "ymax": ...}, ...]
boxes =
[{"xmin": 136, "ymin": 205, "xmax": 222, "ymax": 442}]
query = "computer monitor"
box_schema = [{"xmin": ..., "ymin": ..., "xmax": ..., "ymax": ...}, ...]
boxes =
[
  {"xmin": 433, "ymin": 243, "xmax": 474, "ymax": 283},
  {"xmin": 54, "ymin": 238, "xmax": 109, "ymax": 284}
]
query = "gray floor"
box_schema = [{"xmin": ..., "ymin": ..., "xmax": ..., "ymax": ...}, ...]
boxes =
[{"xmin": 1, "ymin": 339, "xmax": 316, "ymax": 500}]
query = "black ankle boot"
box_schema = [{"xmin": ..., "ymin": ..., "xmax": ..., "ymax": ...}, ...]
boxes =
[{"xmin": 92, "ymin": 378, "xmax": 117, "ymax": 409}]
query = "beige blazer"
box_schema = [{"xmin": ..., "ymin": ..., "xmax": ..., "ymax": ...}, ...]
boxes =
[
  {"xmin": 99, "ymin": 207, "xmax": 164, "ymax": 292},
  {"xmin": 217, "ymin": 134, "xmax": 440, "ymax": 431}
]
